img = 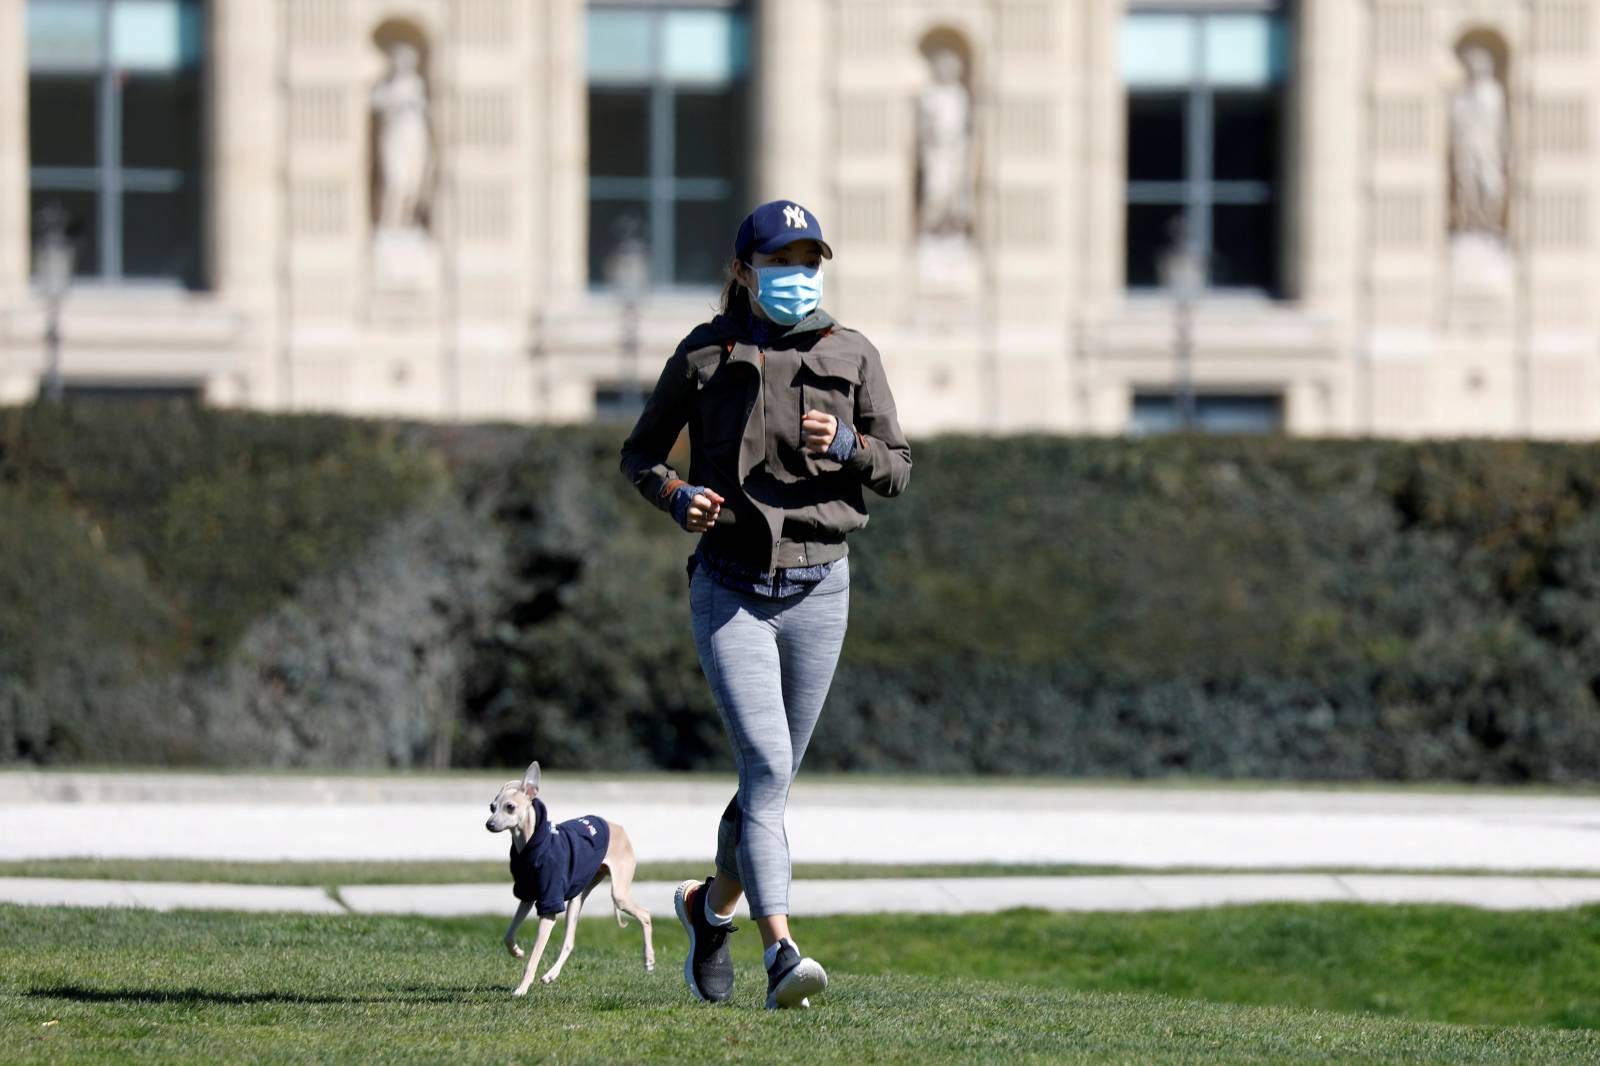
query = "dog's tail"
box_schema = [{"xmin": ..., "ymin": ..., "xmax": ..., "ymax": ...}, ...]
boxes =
[{"xmin": 615, "ymin": 900, "xmax": 629, "ymax": 928}]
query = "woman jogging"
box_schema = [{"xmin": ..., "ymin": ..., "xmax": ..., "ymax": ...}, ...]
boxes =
[{"xmin": 620, "ymin": 200, "xmax": 911, "ymax": 1009}]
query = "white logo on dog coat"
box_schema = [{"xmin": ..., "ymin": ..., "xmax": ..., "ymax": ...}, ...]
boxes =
[{"xmin": 783, "ymin": 204, "xmax": 807, "ymax": 229}]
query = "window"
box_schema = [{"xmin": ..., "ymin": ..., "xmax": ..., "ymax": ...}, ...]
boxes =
[
  {"xmin": 61, "ymin": 381, "xmax": 202, "ymax": 401},
  {"xmin": 1122, "ymin": 7, "xmax": 1288, "ymax": 293},
  {"xmin": 27, "ymin": 0, "xmax": 205, "ymax": 286},
  {"xmin": 587, "ymin": 2, "xmax": 749, "ymax": 288},
  {"xmin": 1130, "ymin": 392, "xmax": 1284, "ymax": 436},
  {"xmin": 592, "ymin": 383, "xmax": 653, "ymax": 423}
]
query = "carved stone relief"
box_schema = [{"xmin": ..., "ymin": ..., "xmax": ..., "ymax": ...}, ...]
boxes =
[
  {"xmin": 372, "ymin": 41, "xmax": 433, "ymax": 235},
  {"xmin": 1448, "ymin": 41, "xmax": 1513, "ymax": 300}
]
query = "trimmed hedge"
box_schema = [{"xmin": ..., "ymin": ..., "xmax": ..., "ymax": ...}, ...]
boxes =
[
  {"xmin": 0, "ymin": 401, "xmax": 471, "ymax": 764},
  {"xmin": 459, "ymin": 430, "xmax": 1600, "ymax": 782},
  {"xmin": 4, "ymin": 402, "xmax": 1600, "ymax": 780}
]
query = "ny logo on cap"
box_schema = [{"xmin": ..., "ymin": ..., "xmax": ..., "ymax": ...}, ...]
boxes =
[{"xmin": 783, "ymin": 204, "xmax": 808, "ymax": 229}]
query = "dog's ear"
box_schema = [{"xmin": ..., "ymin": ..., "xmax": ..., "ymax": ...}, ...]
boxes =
[{"xmin": 521, "ymin": 760, "xmax": 541, "ymax": 798}]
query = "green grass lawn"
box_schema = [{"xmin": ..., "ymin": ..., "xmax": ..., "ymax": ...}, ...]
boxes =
[
  {"xmin": 2, "ymin": 904, "xmax": 1597, "ymax": 1064},
  {"xmin": 5, "ymin": 858, "xmax": 1600, "ymax": 886}
]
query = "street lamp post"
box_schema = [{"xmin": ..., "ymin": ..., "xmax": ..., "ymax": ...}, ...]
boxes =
[
  {"xmin": 605, "ymin": 219, "xmax": 650, "ymax": 418},
  {"xmin": 1158, "ymin": 221, "xmax": 1204, "ymax": 433},
  {"xmin": 33, "ymin": 202, "xmax": 77, "ymax": 405}
]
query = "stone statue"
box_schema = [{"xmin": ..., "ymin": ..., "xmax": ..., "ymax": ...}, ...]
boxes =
[
  {"xmin": 1450, "ymin": 46, "xmax": 1508, "ymax": 239},
  {"xmin": 371, "ymin": 42, "xmax": 433, "ymax": 233},
  {"xmin": 917, "ymin": 48, "xmax": 975, "ymax": 239}
]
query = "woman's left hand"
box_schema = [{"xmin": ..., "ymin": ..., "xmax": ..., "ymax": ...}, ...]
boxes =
[{"xmin": 801, "ymin": 410, "xmax": 837, "ymax": 455}]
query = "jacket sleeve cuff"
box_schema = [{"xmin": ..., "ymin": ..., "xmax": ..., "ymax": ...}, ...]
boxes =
[
  {"xmin": 843, "ymin": 432, "xmax": 874, "ymax": 474},
  {"xmin": 658, "ymin": 478, "xmax": 689, "ymax": 511}
]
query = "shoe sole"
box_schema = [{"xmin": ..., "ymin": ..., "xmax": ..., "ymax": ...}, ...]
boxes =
[
  {"xmin": 766, "ymin": 957, "xmax": 827, "ymax": 1010},
  {"xmin": 673, "ymin": 879, "xmax": 710, "ymax": 1002}
]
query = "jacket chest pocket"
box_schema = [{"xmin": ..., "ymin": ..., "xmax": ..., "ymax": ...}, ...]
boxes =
[
  {"xmin": 687, "ymin": 348, "xmax": 748, "ymax": 450},
  {"xmin": 797, "ymin": 351, "xmax": 860, "ymax": 428}
]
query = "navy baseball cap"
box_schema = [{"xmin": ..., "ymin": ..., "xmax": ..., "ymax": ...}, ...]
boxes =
[{"xmin": 734, "ymin": 200, "xmax": 834, "ymax": 262}]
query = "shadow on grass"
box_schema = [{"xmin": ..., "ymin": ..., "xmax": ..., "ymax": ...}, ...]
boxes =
[{"xmin": 27, "ymin": 983, "xmax": 494, "ymax": 1007}]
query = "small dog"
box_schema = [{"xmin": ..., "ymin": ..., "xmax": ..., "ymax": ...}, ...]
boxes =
[{"xmin": 485, "ymin": 760, "xmax": 655, "ymax": 996}]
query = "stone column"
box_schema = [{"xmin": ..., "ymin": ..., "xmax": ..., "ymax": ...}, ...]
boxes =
[
  {"xmin": 1292, "ymin": 0, "xmax": 1362, "ymax": 318},
  {"xmin": 1073, "ymin": 0, "xmax": 1125, "ymax": 434},
  {"xmin": 755, "ymin": 0, "xmax": 831, "ymax": 210},
  {"xmin": 0, "ymin": 0, "xmax": 32, "ymax": 402},
  {"xmin": 0, "ymin": 0, "xmax": 27, "ymax": 300},
  {"xmin": 1291, "ymin": 0, "xmax": 1364, "ymax": 435},
  {"xmin": 209, "ymin": 0, "xmax": 282, "ymax": 407},
  {"xmin": 540, "ymin": 0, "xmax": 586, "ymax": 301},
  {"xmin": 1078, "ymin": 0, "xmax": 1122, "ymax": 314}
]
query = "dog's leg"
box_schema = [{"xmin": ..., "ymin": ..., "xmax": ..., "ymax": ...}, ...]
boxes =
[
  {"xmin": 605, "ymin": 824, "xmax": 655, "ymax": 973},
  {"xmin": 512, "ymin": 915, "xmax": 557, "ymax": 997},
  {"xmin": 503, "ymin": 899, "xmax": 532, "ymax": 958},
  {"xmin": 541, "ymin": 891, "xmax": 586, "ymax": 984}
]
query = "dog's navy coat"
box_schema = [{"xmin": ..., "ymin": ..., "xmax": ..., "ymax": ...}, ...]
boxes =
[{"xmin": 509, "ymin": 797, "xmax": 611, "ymax": 918}]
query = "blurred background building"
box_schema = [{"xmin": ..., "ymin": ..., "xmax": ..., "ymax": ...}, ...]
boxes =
[{"xmin": 0, "ymin": 0, "xmax": 1597, "ymax": 436}]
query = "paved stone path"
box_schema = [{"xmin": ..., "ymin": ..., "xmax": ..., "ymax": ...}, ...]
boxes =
[
  {"xmin": 4, "ymin": 873, "xmax": 1598, "ymax": 918},
  {"xmin": 2, "ymin": 772, "xmax": 1596, "ymax": 871},
  {"xmin": 4, "ymin": 773, "xmax": 1596, "ymax": 917}
]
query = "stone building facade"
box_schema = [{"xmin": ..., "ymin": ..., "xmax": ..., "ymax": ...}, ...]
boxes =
[{"xmin": 2, "ymin": 0, "xmax": 1599, "ymax": 437}]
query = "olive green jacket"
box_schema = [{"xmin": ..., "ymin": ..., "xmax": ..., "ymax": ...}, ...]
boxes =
[{"xmin": 620, "ymin": 309, "xmax": 912, "ymax": 574}]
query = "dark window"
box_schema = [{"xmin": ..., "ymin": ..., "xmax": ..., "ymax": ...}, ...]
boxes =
[
  {"xmin": 1212, "ymin": 92, "xmax": 1279, "ymax": 183},
  {"xmin": 673, "ymin": 90, "xmax": 743, "ymax": 180},
  {"xmin": 1126, "ymin": 94, "xmax": 1187, "ymax": 183},
  {"xmin": 27, "ymin": 0, "xmax": 205, "ymax": 287},
  {"xmin": 1210, "ymin": 202, "xmax": 1276, "ymax": 289},
  {"xmin": 587, "ymin": 3, "xmax": 749, "ymax": 288},
  {"xmin": 28, "ymin": 76, "xmax": 98, "ymax": 167},
  {"xmin": 1123, "ymin": 9, "xmax": 1287, "ymax": 294},
  {"xmin": 1131, "ymin": 392, "xmax": 1284, "ymax": 436},
  {"xmin": 588, "ymin": 90, "xmax": 651, "ymax": 178},
  {"xmin": 593, "ymin": 383, "xmax": 653, "ymax": 423},
  {"xmin": 62, "ymin": 381, "xmax": 203, "ymax": 401}
]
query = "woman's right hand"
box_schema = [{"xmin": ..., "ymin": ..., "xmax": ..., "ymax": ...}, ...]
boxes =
[{"xmin": 684, "ymin": 488, "xmax": 725, "ymax": 532}]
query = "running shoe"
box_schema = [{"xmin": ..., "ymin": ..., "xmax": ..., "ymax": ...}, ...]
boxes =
[
  {"xmin": 765, "ymin": 939, "xmax": 827, "ymax": 1010},
  {"xmin": 675, "ymin": 877, "xmax": 736, "ymax": 1003}
]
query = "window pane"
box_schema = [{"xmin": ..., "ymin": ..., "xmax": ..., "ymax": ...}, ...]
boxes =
[
  {"xmin": 589, "ymin": 198, "xmax": 650, "ymax": 286},
  {"xmin": 1122, "ymin": 13, "xmax": 1195, "ymax": 88},
  {"xmin": 588, "ymin": 89, "xmax": 651, "ymax": 179},
  {"xmin": 1199, "ymin": 395, "xmax": 1283, "ymax": 434},
  {"xmin": 122, "ymin": 186, "xmax": 200, "ymax": 282},
  {"xmin": 1213, "ymin": 92, "xmax": 1278, "ymax": 183},
  {"xmin": 1130, "ymin": 394, "xmax": 1182, "ymax": 436},
  {"xmin": 1204, "ymin": 14, "xmax": 1287, "ymax": 89},
  {"xmin": 1127, "ymin": 93, "xmax": 1185, "ymax": 183},
  {"xmin": 663, "ymin": 9, "xmax": 747, "ymax": 85},
  {"xmin": 121, "ymin": 73, "xmax": 200, "ymax": 169},
  {"xmin": 587, "ymin": 8, "xmax": 654, "ymax": 82},
  {"xmin": 673, "ymin": 198, "xmax": 740, "ymax": 285},
  {"xmin": 674, "ymin": 90, "xmax": 741, "ymax": 180},
  {"xmin": 1211, "ymin": 202, "xmax": 1276, "ymax": 291},
  {"xmin": 28, "ymin": 0, "xmax": 104, "ymax": 72},
  {"xmin": 1125, "ymin": 202, "xmax": 1186, "ymax": 289},
  {"xmin": 593, "ymin": 383, "xmax": 651, "ymax": 423},
  {"xmin": 29, "ymin": 75, "xmax": 98, "ymax": 167},
  {"xmin": 30, "ymin": 189, "xmax": 101, "ymax": 277},
  {"xmin": 1132, "ymin": 393, "xmax": 1283, "ymax": 435},
  {"xmin": 112, "ymin": 0, "xmax": 202, "ymax": 72}
]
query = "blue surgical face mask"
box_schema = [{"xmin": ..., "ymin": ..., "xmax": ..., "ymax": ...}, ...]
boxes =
[{"xmin": 752, "ymin": 264, "xmax": 823, "ymax": 325}]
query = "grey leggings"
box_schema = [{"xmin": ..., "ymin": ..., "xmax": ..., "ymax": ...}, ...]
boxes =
[{"xmin": 689, "ymin": 556, "xmax": 850, "ymax": 917}]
